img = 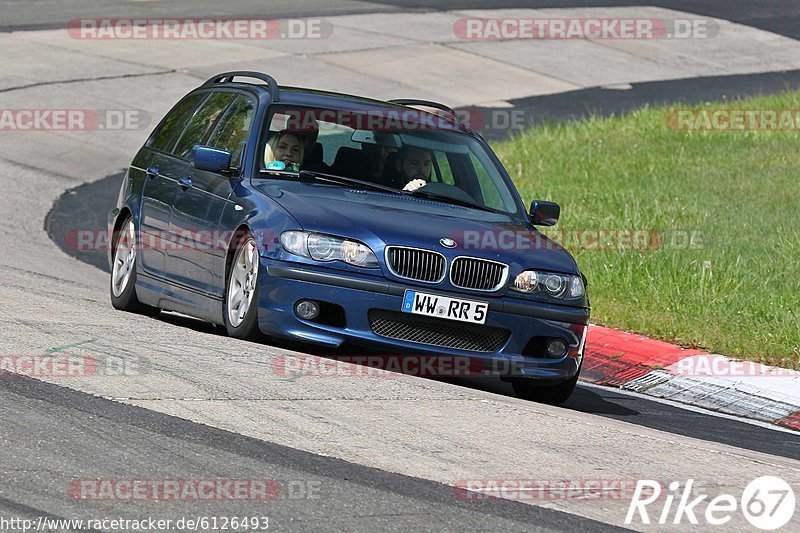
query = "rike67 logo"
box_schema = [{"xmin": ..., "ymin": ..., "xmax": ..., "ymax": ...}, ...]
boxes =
[{"xmin": 626, "ymin": 477, "xmax": 796, "ymax": 530}]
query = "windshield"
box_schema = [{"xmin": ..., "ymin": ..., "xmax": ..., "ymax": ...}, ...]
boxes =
[{"xmin": 256, "ymin": 105, "xmax": 522, "ymax": 215}]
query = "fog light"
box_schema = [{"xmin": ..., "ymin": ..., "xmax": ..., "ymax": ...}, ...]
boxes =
[
  {"xmin": 295, "ymin": 300, "xmax": 320, "ymax": 320},
  {"xmin": 546, "ymin": 339, "xmax": 568, "ymax": 358}
]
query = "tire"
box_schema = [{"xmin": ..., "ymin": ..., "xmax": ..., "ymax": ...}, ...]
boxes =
[
  {"xmin": 511, "ymin": 374, "xmax": 579, "ymax": 405},
  {"xmin": 110, "ymin": 216, "xmax": 160, "ymax": 316},
  {"xmin": 223, "ymin": 232, "xmax": 263, "ymax": 340}
]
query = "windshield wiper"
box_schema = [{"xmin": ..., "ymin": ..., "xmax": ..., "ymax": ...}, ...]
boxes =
[
  {"xmin": 409, "ymin": 190, "xmax": 504, "ymax": 214},
  {"xmin": 298, "ymin": 170, "xmax": 403, "ymax": 195}
]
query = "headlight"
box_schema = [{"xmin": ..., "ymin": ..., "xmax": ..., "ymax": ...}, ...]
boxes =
[
  {"xmin": 511, "ymin": 270, "xmax": 584, "ymax": 300},
  {"xmin": 280, "ymin": 231, "xmax": 379, "ymax": 268}
]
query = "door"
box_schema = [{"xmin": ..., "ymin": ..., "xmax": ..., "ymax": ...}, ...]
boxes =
[
  {"xmin": 167, "ymin": 92, "xmax": 255, "ymax": 296},
  {"xmin": 139, "ymin": 92, "xmax": 207, "ymax": 276}
]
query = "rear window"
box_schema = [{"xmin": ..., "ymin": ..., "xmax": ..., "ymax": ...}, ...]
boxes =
[
  {"xmin": 172, "ymin": 92, "xmax": 237, "ymax": 159},
  {"xmin": 149, "ymin": 93, "xmax": 206, "ymax": 152},
  {"xmin": 206, "ymin": 95, "xmax": 256, "ymax": 168}
]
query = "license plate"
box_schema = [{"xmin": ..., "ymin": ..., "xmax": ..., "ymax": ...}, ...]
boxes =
[{"xmin": 402, "ymin": 290, "xmax": 488, "ymax": 324}]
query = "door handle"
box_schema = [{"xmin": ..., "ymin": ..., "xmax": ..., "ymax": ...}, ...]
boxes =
[
  {"xmin": 146, "ymin": 165, "xmax": 159, "ymax": 179},
  {"xmin": 178, "ymin": 176, "xmax": 193, "ymax": 189}
]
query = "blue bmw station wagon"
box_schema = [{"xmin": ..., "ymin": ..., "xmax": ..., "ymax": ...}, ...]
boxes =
[{"xmin": 109, "ymin": 71, "xmax": 590, "ymax": 403}]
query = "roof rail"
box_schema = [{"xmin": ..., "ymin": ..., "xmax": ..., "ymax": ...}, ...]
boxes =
[
  {"xmin": 388, "ymin": 98, "xmax": 467, "ymax": 130},
  {"xmin": 203, "ymin": 71, "xmax": 280, "ymax": 102}
]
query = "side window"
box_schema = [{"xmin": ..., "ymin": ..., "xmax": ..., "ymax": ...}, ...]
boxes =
[
  {"xmin": 149, "ymin": 93, "xmax": 206, "ymax": 152},
  {"xmin": 207, "ymin": 95, "xmax": 255, "ymax": 168},
  {"xmin": 172, "ymin": 92, "xmax": 236, "ymax": 160}
]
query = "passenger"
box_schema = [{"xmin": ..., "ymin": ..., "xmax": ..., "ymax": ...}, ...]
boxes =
[
  {"xmin": 396, "ymin": 146, "xmax": 433, "ymax": 191},
  {"xmin": 265, "ymin": 130, "xmax": 304, "ymax": 170},
  {"xmin": 365, "ymin": 144, "xmax": 394, "ymax": 181}
]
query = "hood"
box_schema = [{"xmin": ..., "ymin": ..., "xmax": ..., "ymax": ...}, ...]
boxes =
[{"xmin": 254, "ymin": 179, "xmax": 578, "ymax": 274}]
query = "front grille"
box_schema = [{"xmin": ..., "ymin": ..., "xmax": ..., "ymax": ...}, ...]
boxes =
[
  {"xmin": 386, "ymin": 246, "xmax": 445, "ymax": 283},
  {"xmin": 368, "ymin": 309, "xmax": 510, "ymax": 353},
  {"xmin": 450, "ymin": 257, "xmax": 508, "ymax": 291}
]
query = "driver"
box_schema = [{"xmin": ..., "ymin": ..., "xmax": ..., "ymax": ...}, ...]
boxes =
[
  {"xmin": 265, "ymin": 129, "xmax": 304, "ymax": 170},
  {"xmin": 396, "ymin": 145, "xmax": 433, "ymax": 191}
]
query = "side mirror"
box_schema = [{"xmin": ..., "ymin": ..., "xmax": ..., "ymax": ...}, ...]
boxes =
[
  {"xmin": 192, "ymin": 145, "xmax": 232, "ymax": 174},
  {"xmin": 529, "ymin": 200, "xmax": 560, "ymax": 226}
]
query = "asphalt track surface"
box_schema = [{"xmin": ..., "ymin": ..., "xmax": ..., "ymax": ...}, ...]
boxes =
[
  {"xmin": 5, "ymin": 1, "xmax": 800, "ymax": 531},
  {"xmin": 1, "ymin": 375, "xmax": 621, "ymax": 532}
]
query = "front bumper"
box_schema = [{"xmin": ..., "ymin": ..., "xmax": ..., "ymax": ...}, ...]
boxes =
[{"xmin": 258, "ymin": 258, "xmax": 589, "ymax": 381}]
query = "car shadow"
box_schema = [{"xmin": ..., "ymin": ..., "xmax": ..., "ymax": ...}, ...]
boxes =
[
  {"xmin": 47, "ymin": 172, "xmax": 124, "ymax": 274},
  {"xmin": 444, "ymin": 376, "xmax": 639, "ymax": 416},
  {"xmin": 155, "ymin": 312, "xmax": 227, "ymax": 336},
  {"xmin": 560, "ymin": 385, "xmax": 639, "ymax": 416}
]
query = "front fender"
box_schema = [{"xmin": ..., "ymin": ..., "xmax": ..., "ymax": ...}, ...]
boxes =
[
  {"xmin": 219, "ymin": 181, "xmax": 302, "ymax": 259},
  {"xmin": 107, "ymin": 167, "xmax": 144, "ymax": 269}
]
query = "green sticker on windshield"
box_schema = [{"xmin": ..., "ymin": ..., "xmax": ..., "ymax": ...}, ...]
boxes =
[{"xmin": 266, "ymin": 161, "xmax": 286, "ymax": 171}]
